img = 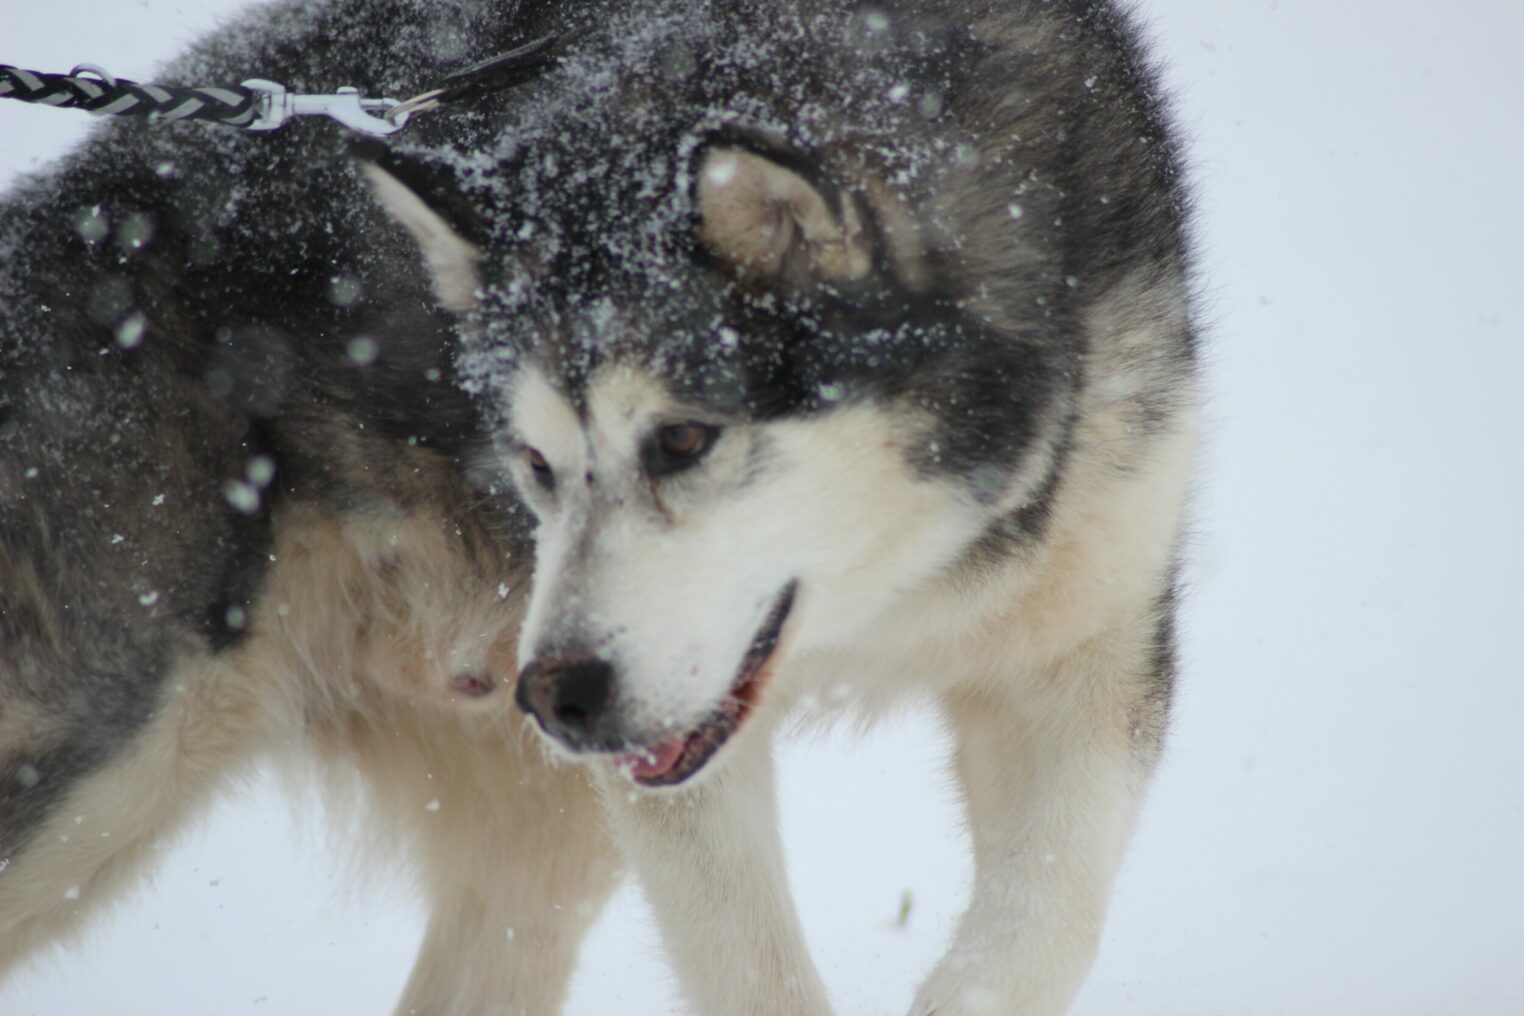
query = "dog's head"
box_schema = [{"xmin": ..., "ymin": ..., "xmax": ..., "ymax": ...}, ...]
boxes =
[{"xmin": 362, "ymin": 9, "xmax": 1074, "ymax": 787}]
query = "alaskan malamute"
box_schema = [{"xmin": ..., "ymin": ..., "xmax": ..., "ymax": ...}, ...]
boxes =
[{"xmin": 367, "ymin": 1, "xmax": 1199, "ymax": 1013}]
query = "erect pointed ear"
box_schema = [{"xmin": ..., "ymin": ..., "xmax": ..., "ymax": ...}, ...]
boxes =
[
  {"xmin": 695, "ymin": 146, "xmax": 875, "ymax": 288},
  {"xmin": 355, "ymin": 144, "xmax": 486, "ymax": 313}
]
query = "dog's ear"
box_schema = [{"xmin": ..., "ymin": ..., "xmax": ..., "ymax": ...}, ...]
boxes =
[
  {"xmin": 356, "ymin": 144, "xmax": 486, "ymax": 313},
  {"xmin": 695, "ymin": 146, "xmax": 875, "ymax": 289}
]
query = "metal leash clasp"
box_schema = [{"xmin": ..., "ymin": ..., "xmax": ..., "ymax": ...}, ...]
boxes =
[{"xmin": 242, "ymin": 79, "xmax": 408, "ymax": 135}]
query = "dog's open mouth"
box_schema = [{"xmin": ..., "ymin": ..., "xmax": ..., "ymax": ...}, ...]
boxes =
[{"xmin": 615, "ymin": 581, "xmax": 797, "ymax": 788}]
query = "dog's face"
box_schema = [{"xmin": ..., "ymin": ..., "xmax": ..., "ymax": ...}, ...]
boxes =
[
  {"xmin": 500, "ymin": 350, "xmax": 985, "ymax": 786},
  {"xmin": 363, "ymin": 15, "xmax": 1071, "ymax": 786}
]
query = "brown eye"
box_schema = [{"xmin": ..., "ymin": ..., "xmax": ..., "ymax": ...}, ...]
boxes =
[
  {"xmin": 646, "ymin": 422, "xmax": 720, "ymax": 477},
  {"xmin": 525, "ymin": 447, "xmax": 554, "ymax": 491},
  {"xmin": 659, "ymin": 423, "xmax": 708, "ymax": 457}
]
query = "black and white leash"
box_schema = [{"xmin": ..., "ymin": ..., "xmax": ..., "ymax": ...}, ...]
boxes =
[
  {"xmin": 0, "ymin": 33, "xmax": 569, "ymax": 137},
  {"xmin": 0, "ymin": 64, "xmax": 266, "ymax": 128}
]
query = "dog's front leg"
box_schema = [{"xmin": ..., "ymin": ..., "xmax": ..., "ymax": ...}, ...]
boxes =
[
  {"xmin": 597, "ymin": 731, "xmax": 834, "ymax": 1016},
  {"xmin": 911, "ymin": 645, "xmax": 1160, "ymax": 1016},
  {"xmin": 385, "ymin": 738, "xmax": 619, "ymax": 1016}
]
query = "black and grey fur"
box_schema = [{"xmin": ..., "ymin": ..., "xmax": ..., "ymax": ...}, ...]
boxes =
[
  {"xmin": 366, "ymin": 2, "xmax": 1200, "ymax": 1014},
  {"xmin": 1, "ymin": 2, "xmax": 622, "ymax": 1012}
]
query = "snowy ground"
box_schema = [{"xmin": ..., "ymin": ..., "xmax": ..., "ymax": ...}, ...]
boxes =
[{"xmin": 4, "ymin": 1, "xmax": 1523, "ymax": 1013}]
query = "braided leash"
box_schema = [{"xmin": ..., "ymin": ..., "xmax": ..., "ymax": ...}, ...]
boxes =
[
  {"xmin": 0, "ymin": 64, "xmax": 261, "ymax": 127},
  {"xmin": 1, "ymin": 32, "xmax": 577, "ymax": 137}
]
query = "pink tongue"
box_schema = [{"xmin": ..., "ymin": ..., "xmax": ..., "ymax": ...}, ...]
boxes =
[{"xmin": 619, "ymin": 736, "xmax": 686, "ymax": 780}]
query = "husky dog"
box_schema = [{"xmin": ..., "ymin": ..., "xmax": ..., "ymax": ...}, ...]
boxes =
[
  {"xmin": 364, "ymin": 0, "xmax": 1199, "ymax": 1013},
  {"xmin": 0, "ymin": 2, "xmax": 622, "ymax": 1013}
]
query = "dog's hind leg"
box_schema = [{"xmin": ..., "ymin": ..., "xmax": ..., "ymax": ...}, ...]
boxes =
[
  {"xmin": 596, "ymin": 731, "xmax": 834, "ymax": 1016},
  {"xmin": 0, "ymin": 654, "xmax": 271, "ymax": 978},
  {"xmin": 909, "ymin": 628, "xmax": 1170, "ymax": 1016},
  {"xmin": 333, "ymin": 712, "xmax": 619, "ymax": 1016}
]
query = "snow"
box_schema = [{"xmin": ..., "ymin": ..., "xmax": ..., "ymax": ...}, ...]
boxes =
[{"xmin": 3, "ymin": 1, "xmax": 1524, "ymax": 1014}]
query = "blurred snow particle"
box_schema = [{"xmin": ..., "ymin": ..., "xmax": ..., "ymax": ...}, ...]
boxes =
[
  {"xmin": 73, "ymin": 206, "xmax": 109, "ymax": 243},
  {"xmin": 328, "ymin": 274, "xmax": 363, "ymax": 308},
  {"xmin": 116, "ymin": 212, "xmax": 156, "ymax": 254},
  {"xmin": 424, "ymin": 798, "xmax": 442, "ymax": 812},
  {"xmin": 704, "ymin": 155, "xmax": 738, "ymax": 189},
  {"xmin": 63, "ymin": 886, "xmax": 81, "ymax": 901},
  {"xmin": 659, "ymin": 43, "xmax": 696, "ymax": 80},
  {"xmin": 246, "ymin": 455, "xmax": 276, "ymax": 488},
  {"xmin": 918, "ymin": 90, "xmax": 945, "ymax": 120},
  {"xmin": 864, "ymin": 10, "xmax": 889, "ymax": 32},
  {"xmin": 505, "ymin": 926, "xmax": 515, "ymax": 941},
  {"xmin": 498, "ymin": 582, "xmax": 510, "ymax": 599},
  {"xmin": 152, "ymin": 494, "xmax": 165, "ymax": 506},
  {"xmin": 1007, "ymin": 202, "xmax": 1024, "ymax": 220},
  {"xmin": 16, "ymin": 763, "xmax": 41, "ymax": 788},
  {"xmin": 427, "ymin": 21, "xmax": 467, "ymax": 61},
  {"xmin": 225, "ymin": 605, "xmax": 247, "ymax": 631},
  {"xmin": 138, "ymin": 590, "xmax": 160, "ymax": 607},
  {"xmin": 223, "ymin": 480, "xmax": 260, "ymax": 514},
  {"xmin": 817, "ymin": 382, "xmax": 844, "ymax": 403},
  {"xmin": 346, "ymin": 335, "xmax": 379, "ymax": 366},
  {"xmin": 886, "ymin": 82, "xmax": 910, "ymax": 104},
  {"xmin": 1065, "ymin": 275, "xmax": 1081, "ymax": 289},
  {"xmin": 115, "ymin": 311, "xmax": 148, "ymax": 349},
  {"xmin": 153, "ymin": 160, "xmax": 176, "ymax": 178}
]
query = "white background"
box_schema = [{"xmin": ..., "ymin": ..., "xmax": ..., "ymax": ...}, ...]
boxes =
[{"xmin": 3, "ymin": 1, "xmax": 1523, "ymax": 1013}]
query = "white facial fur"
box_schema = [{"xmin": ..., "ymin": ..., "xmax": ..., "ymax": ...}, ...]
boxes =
[{"xmin": 508, "ymin": 361, "xmax": 984, "ymax": 754}]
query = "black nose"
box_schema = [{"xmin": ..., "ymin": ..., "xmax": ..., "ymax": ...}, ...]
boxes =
[{"xmin": 515, "ymin": 654, "xmax": 615, "ymax": 750}]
